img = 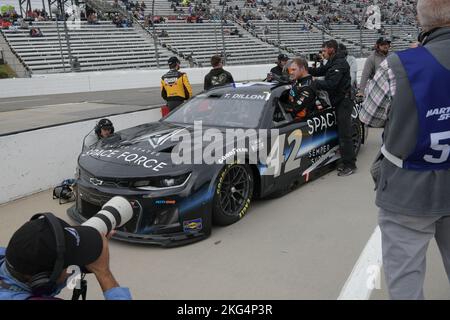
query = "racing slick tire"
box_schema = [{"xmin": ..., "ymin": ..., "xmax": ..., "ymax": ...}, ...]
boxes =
[
  {"xmin": 213, "ymin": 164, "xmax": 254, "ymax": 226},
  {"xmin": 352, "ymin": 119, "xmax": 363, "ymax": 156}
]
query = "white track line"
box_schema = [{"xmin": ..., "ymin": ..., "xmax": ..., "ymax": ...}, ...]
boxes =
[{"xmin": 338, "ymin": 226, "xmax": 383, "ymax": 300}]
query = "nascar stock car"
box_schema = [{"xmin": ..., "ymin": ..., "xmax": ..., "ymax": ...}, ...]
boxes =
[{"xmin": 67, "ymin": 82, "xmax": 367, "ymax": 246}]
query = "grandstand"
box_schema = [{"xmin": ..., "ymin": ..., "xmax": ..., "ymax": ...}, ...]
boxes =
[
  {"xmin": 1, "ymin": 21, "xmax": 172, "ymax": 73},
  {"xmin": 249, "ymin": 20, "xmax": 355, "ymax": 57},
  {"xmin": 0, "ymin": 0, "xmax": 420, "ymax": 76},
  {"xmin": 151, "ymin": 20, "xmax": 282, "ymax": 66}
]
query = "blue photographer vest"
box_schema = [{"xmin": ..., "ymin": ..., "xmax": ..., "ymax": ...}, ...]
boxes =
[{"xmin": 382, "ymin": 46, "xmax": 450, "ymax": 170}]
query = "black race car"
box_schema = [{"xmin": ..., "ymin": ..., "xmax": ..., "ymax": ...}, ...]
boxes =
[{"xmin": 68, "ymin": 82, "xmax": 367, "ymax": 247}]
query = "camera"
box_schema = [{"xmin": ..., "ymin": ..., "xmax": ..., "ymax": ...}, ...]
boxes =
[
  {"xmin": 311, "ymin": 52, "xmax": 323, "ymax": 63},
  {"xmin": 82, "ymin": 196, "xmax": 133, "ymax": 235}
]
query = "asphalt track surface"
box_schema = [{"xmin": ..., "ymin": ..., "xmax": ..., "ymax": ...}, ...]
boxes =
[
  {"xmin": 0, "ymin": 86, "xmax": 205, "ymax": 135},
  {"xmin": 0, "ymin": 89, "xmax": 449, "ymax": 299},
  {"xmin": 0, "ymin": 85, "xmax": 206, "ymax": 112}
]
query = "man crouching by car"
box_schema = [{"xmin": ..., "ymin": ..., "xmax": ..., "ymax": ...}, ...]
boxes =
[{"xmin": 0, "ymin": 214, "xmax": 131, "ymax": 300}]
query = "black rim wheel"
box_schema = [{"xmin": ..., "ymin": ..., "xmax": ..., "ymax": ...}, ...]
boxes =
[{"xmin": 218, "ymin": 166, "xmax": 251, "ymax": 217}]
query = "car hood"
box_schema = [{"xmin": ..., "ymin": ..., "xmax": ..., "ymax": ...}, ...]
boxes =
[
  {"xmin": 79, "ymin": 121, "xmax": 195, "ymax": 178},
  {"xmin": 79, "ymin": 121, "xmax": 223, "ymax": 178}
]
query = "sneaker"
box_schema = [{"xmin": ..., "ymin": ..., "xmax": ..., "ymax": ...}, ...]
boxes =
[
  {"xmin": 337, "ymin": 163, "xmax": 345, "ymax": 172},
  {"xmin": 337, "ymin": 167, "xmax": 356, "ymax": 176}
]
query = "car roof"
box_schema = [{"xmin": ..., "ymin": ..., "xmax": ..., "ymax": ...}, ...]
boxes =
[{"xmin": 203, "ymin": 82, "xmax": 279, "ymax": 97}]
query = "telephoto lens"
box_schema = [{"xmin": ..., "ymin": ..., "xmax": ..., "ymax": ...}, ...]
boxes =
[{"xmin": 82, "ymin": 196, "xmax": 133, "ymax": 235}]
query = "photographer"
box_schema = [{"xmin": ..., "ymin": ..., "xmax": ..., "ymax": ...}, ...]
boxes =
[
  {"xmin": 309, "ymin": 40, "xmax": 356, "ymax": 176},
  {"xmin": 358, "ymin": 37, "xmax": 391, "ymax": 97},
  {"xmin": 0, "ymin": 214, "xmax": 131, "ymax": 300},
  {"xmin": 266, "ymin": 54, "xmax": 289, "ymax": 82}
]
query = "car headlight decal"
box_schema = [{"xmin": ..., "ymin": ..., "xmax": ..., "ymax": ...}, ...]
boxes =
[{"xmin": 134, "ymin": 173, "xmax": 191, "ymax": 190}]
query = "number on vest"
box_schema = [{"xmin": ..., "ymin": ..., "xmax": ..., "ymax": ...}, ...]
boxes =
[{"xmin": 424, "ymin": 131, "xmax": 450, "ymax": 164}]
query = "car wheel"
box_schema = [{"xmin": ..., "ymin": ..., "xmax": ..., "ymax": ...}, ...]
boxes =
[
  {"xmin": 352, "ymin": 119, "xmax": 363, "ymax": 156},
  {"xmin": 213, "ymin": 164, "xmax": 254, "ymax": 226}
]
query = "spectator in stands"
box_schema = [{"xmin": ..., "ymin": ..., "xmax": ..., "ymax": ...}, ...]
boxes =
[
  {"xmin": 309, "ymin": 39, "xmax": 356, "ymax": 176},
  {"xmin": 161, "ymin": 57, "xmax": 193, "ymax": 112},
  {"xmin": 285, "ymin": 57, "xmax": 318, "ymax": 120},
  {"xmin": 267, "ymin": 53, "xmax": 289, "ymax": 82},
  {"xmin": 19, "ymin": 18, "xmax": 29, "ymax": 30},
  {"xmin": 1, "ymin": 19, "xmax": 12, "ymax": 29},
  {"xmin": 204, "ymin": 55, "xmax": 234, "ymax": 91},
  {"xmin": 186, "ymin": 51, "xmax": 195, "ymax": 67},
  {"xmin": 358, "ymin": 37, "xmax": 391, "ymax": 96},
  {"xmin": 144, "ymin": 16, "xmax": 152, "ymax": 28},
  {"xmin": 87, "ymin": 13, "xmax": 99, "ymax": 25},
  {"xmin": 29, "ymin": 27, "xmax": 43, "ymax": 37},
  {"xmin": 339, "ymin": 43, "xmax": 358, "ymax": 97},
  {"xmin": 71, "ymin": 57, "xmax": 81, "ymax": 72},
  {"xmin": 159, "ymin": 29, "xmax": 169, "ymax": 37},
  {"xmin": 230, "ymin": 28, "xmax": 240, "ymax": 36},
  {"xmin": 113, "ymin": 14, "xmax": 121, "ymax": 27}
]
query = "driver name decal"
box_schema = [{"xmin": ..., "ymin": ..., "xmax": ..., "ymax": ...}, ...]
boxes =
[{"xmin": 222, "ymin": 93, "xmax": 268, "ymax": 100}]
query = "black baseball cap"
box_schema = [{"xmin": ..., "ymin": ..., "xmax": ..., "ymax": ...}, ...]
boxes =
[
  {"xmin": 277, "ymin": 53, "xmax": 289, "ymax": 61},
  {"xmin": 5, "ymin": 215, "xmax": 103, "ymax": 276},
  {"xmin": 168, "ymin": 56, "xmax": 180, "ymax": 66},
  {"xmin": 376, "ymin": 37, "xmax": 391, "ymax": 45}
]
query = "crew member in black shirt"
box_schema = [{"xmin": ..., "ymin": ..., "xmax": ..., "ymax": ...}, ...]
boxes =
[{"xmin": 204, "ymin": 55, "xmax": 234, "ymax": 91}]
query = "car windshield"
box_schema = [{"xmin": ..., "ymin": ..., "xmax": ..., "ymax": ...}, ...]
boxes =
[{"xmin": 163, "ymin": 93, "xmax": 268, "ymax": 128}]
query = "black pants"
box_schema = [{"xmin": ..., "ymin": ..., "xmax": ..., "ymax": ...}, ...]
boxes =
[
  {"xmin": 335, "ymin": 97, "xmax": 356, "ymax": 168},
  {"xmin": 167, "ymin": 100, "xmax": 184, "ymax": 111}
]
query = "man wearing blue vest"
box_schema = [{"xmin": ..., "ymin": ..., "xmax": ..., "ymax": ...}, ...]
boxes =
[{"xmin": 360, "ymin": 0, "xmax": 450, "ymax": 299}]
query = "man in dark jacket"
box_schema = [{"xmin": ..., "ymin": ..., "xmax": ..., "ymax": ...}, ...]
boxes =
[
  {"xmin": 266, "ymin": 53, "xmax": 289, "ymax": 82},
  {"xmin": 204, "ymin": 55, "xmax": 234, "ymax": 91},
  {"xmin": 309, "ymin": 39, "xmax": 356, "ymax": 176}
]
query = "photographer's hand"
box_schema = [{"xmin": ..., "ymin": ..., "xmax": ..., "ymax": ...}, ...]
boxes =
[{"xmin": 86, "ymin": 233, "xmax": 120, "ymax": 293}]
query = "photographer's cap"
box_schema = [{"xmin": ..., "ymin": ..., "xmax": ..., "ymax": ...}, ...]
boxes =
[
  {"xmin": 5, "ymin": 216, "xmax": 103, "ymax": 276},
  {"xmin": 277, "ymin": 53, "xmax": 289, "ymax": 61},
  {"xmin": 376, "ymin": 37, "xmax": 391, "ymax": 45}
]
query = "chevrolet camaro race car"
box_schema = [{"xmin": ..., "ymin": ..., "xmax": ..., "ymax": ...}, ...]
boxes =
[{"xmin": 68, "ymin": 82, "xmax": 367, "ymax": 247}]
